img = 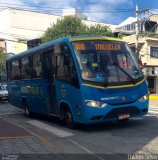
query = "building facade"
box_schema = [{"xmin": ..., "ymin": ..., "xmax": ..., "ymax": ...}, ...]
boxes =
[
  {"xmin": 0, "ymin": 8, "xmax": 61, "ymax": 53},
  {"xmin": 115, "ymin": 15, "xmax": 158, "ymax": 93}
]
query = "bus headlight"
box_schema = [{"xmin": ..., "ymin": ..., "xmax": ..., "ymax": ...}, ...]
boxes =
[
  {"xmin": 84, "ymin": 100, "xmax": 107, "ymax": 108},
  {"xmin": 139, "ymin": 94, "xmax": 149, "ymax": 102}
]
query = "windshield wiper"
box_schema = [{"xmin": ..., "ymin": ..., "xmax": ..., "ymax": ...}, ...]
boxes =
[{"xmin": 112, "ymin": 63, "xmax": 136, "ymax": 85}]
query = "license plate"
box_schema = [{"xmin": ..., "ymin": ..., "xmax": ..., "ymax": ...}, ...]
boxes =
[
  {"xmin": 2, "ymin": 97, "xmax": 7, "ymax": 100},
  {"xmin": 118, "ymin": 114, "xmax": 130, "ymax": 120}
]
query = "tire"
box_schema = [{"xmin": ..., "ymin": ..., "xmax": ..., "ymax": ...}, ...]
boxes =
[
  {"xmin": 23, "ymin": 101, "xmax": 31, "ymax": 117},
  {"xmin": 118, "ymin": 118, "xmax": 129, "ymax": 124},
  {"xmin": 64, "ymin": 107, "xmax": 76, "ymax": 129}
]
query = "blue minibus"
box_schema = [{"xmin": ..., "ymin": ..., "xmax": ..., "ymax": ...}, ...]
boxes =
[{"xmin": 6, "ymin": 36, "xmax": 149, "ymax": 128}]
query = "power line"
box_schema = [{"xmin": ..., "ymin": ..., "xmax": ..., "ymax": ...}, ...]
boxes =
[
  {"xmin": 0, "ymin": 31, "xmax": 38, "ymax": 40},
  {"xmin": 0, "ymin": 7, "xmax": 135, "ymax": 13},
  {"xmin": 0, "ymin": 2, "xmax": 135, "ymax": 13},
  {"xmin": 11, "ymin": 26, "xmax": 45, "ymax": 32}
]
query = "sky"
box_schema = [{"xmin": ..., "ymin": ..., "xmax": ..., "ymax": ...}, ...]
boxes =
[{"xmin": 0, "ymin": 0, "xmax": 158, "ymax": 25}]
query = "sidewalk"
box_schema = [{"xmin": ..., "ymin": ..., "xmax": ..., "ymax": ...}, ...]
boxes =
[
  {"xmin": 0, "ymin": 118, "xmax": 54, "ymax": 154},
  {"xmin": 0, "ymin": 118, "xmax": 32, "ymax": 140},
  {"xmin": 149, "ymin": 94, "xmax": 158, "ymax": 107}
]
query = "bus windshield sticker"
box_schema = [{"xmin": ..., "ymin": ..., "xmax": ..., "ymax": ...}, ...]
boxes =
[
  {"xmin": 82, "ymin": 71, "xmax": 89, "ymax": 79},
  {"xmin": 81, "ymin": 58, "xmax": 87, "ymax": 64},
  {"xmin": 96, "ymin": 74, "xmax": 104, "ymax": 82},
  {"xmin": 92, "ymin": 63, "xmax": 98, "ymax": 67}
]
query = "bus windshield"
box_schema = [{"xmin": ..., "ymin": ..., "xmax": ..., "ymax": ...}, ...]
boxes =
[{"xmin": 72, "ymin": 40, "xmax": 144, "ymax": 86}]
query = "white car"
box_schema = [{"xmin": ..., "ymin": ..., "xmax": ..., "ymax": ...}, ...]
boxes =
[{"xmin": 0, "ymin": 85, "xmax": 8, "ymax": 101}]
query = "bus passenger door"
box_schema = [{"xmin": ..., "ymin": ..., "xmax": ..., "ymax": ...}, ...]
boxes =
[
  {"xmin": 43, "ymin": 50, "xmax": 57, "ymax": 114},
  {"xmin": 53, "ymin": 43, "xmax": 81, "ymax": 120}
]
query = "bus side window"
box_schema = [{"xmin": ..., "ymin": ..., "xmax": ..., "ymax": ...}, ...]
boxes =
[
  {"xmin": 57, "ymin": 43, "xmax": 78, "ymax": 87},
  {"xmin": 42, "ymin": 50, "xmax": 53, "ymax": 80},
  {"xmin": 11, "ymin": 60, "xmax": 20, "ymax": 80},
  {"xmin": 52, "ymin": 54, "xmax": 57, "ymax": 78},
  {"xmin": 32, "ymin": 53, "xmax": 42, "ymax": 79},
  {"xmin": 21, "ymin": 57, "xmax": 31, "ymax": 79},
  {"xmin": 7, "ymin": 62, "xmax": 11, "ymax": 81},
  {"xmin": 52, "ymin": 43, "xmax": 78, "ymax": 87},
  {"xmin": 57, "ymin": 55, "xmax": 67, "ymax": 80},
  {"xmin": 63, "ymin": 45, "xmax": 78, "ymax": 83}
]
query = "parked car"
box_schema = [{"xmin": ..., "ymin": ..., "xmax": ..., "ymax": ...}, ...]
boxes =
[
  {"xmin": 0, "ymin": 83, "xmax": 7, "ymax": 89},
  {"xmin": 0, "ymin": 85, "xmax": 8, "ymax": 101}
]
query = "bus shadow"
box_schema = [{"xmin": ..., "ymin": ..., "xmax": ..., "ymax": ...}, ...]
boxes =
[
  {"xmin": 30, "ymin": 113, "xmax": 65, "ymax": 127},
  {"xmin": 30, "ymin": 113, "xmax": 154, "ymax": 133},
  {"xmin": 77, "ymin": 119, "xmax": 145, "ymax": 132},
  {"xmin": 30, "ymin": 113, "xmax": 134, "ymax": 131},
  {"xmin": 0, "ymin": 101, "xmax": 9, "ymax": 104}
]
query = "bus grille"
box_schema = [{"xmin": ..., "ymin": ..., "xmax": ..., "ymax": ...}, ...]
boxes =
[{"xmin": 103, "ymin": 106, "xmax": 140, "ymax": 120}]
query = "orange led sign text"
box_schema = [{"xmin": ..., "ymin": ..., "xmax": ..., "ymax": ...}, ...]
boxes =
[
  {"xmin": 95, "ymin": 44, "xmax": 121, "ymax": 51},
  {"xmin": 74, "ymin": 43, "xmax": 86, "ymax": 51}
]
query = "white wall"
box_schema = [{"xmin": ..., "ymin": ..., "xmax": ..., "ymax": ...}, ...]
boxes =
[
  {"xmin": 0, "ymin": 9, "xmax": 11, "ymax": 40},
  {"xmin": 0, "ymin": 8, "xmax": 61, "ymax": 41}
]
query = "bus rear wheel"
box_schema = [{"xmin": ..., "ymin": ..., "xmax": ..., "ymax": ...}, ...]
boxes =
[
  {"xmin": 23, "ymin": 101, "xmax": 31, "ymax": 117},
  {"xmin": 64, "ymin": 108, "xmax": 76, "ymax": 129}
]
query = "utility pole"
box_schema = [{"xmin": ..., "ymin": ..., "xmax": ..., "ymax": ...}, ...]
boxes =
[
  {"xmin": 135, "ymin": 0, "xmax": 139, "ymax": 56},
  {"xmin": 135, "ymin": 1, "xmax": 149, "ymax": 58}
]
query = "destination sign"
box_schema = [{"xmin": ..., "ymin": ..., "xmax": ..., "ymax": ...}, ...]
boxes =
[
  {"xmin": 74, "ymin": 42, "xmax": 121, "ymax": 51},
  {"xmin": 74, "ymin": 43, "xmax": 86, "ymax": 51}
]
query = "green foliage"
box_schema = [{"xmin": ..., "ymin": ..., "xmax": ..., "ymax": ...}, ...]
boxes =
[
  {"xmin": 42, "ymin": 16, "xmax": 87, "ymax": 42},
  {"xmin": 41, "ymin": 16, "xmax": 113, "ymax": 42},
  {"xmin": 0, "ymin": 48, "xmax": 7, "ymax": 72},
  {"xmin": 86, "ymin": 24, "xmax": 113, "ymax": 37}
]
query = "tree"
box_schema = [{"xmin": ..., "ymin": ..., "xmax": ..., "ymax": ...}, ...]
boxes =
[
  {"xmin": 42, "ymin": 16, "xmax": 87, "ymax": 42},
  {"xmin": 0, "ymin": 48, "xmax": 6, "ymax": 72},
  {"xmin": 41, "ymin": 16, "xmax": 113, "ymax": 42},
  {"xmin": 87, "ymin": 24, "xmax": 113, "ymax": 37},
  {"xmin": 0, "ymin": 48, "xmax": 7, "ymax": 82}
]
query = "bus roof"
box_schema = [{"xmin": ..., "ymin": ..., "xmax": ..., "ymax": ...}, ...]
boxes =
[
  {"xmin": 69, "ymin": 36, "xmax": 124, "ymax": 42},
  {"xmin": 6, "ymin": 36, "xmax": 124, "ymax": 62},
  {"xmin": 6, "ymin": 37, "xmax": 68, "ymax": 62}
]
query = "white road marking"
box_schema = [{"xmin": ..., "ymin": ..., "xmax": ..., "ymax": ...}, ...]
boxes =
[
  {"xmin": 27, "ymin": 120, "xmax": 74, "ymax": 138},
  {"xmin": 148, "ymin": 111, "xmax": 158, "ymax": 114},
  {"xmin": 149, "ymin": 106, "xmax": 158, "ymax": 115},
  {"xmin": 130, "ymin": 117, "xmax": 144, "ymax": 120},
  {"xmin": 67, "ymin": 139, "xmax": 104, "ymax": 160},
  {"xmin": 145, "ymin": 114, "xmax": 156, "ymax": 117},
  {"xmin": 0, "ymin": 112, "xmax": 22, "ymax": 116}
]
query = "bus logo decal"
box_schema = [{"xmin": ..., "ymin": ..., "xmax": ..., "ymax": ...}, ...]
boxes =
[
  {"xmin": 21, "ymin": 86, "xmax": 42, "ymax": 95},
  {"xmin": 101, "ymin": 96, "xmax": 119, "ymax": 101},
  {"xmin": 61, "ymin": 85, "xmax": 66, "ymax": 97},
  {"xmin": 122, "ymin": 96, "xmax": 126, "ymax": 101}
]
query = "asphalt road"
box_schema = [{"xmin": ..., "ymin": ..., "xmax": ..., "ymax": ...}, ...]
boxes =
[{"xmin": 0, "ymin": 101, "xmax": 158, "ymax": 160}]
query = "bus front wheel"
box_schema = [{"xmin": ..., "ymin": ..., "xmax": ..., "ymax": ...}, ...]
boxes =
[{"xmin": 64, "ymin": 107, "xmax": 76, "ymax": 129}]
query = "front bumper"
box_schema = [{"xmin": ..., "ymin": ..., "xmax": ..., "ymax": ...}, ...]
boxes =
[
  {"xmin": 0, "ymin": 96, "xmax": 8, "ymax": 101},
  {"xmin": 74, "ymin": 100, "xmax": 149, "ymax": 124}
]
